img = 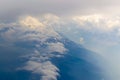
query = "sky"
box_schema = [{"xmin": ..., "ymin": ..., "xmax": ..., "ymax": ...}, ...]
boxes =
[
  {"xmin": 1, "ymin": 0, "xmax": 120, "ymax": 79},
  {"xmin": 1, "ymin": 0, "xmax": 120, "ymax": 22}
]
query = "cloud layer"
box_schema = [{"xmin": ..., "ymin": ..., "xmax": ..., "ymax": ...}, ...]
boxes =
[
  {"xmin": 1, "ymin": 13, "xmax": 120, "ymax": 80},
  {"xmin": 1, "ymin": 0, "xmax": 120, "ymax": 23},
  {"xmin": 0, "ymin": 0, "xmax": 120, "ymax": 79},
  {"xmin": 0, "ymin": 15, "xmax": 67, "ymax": 80}
]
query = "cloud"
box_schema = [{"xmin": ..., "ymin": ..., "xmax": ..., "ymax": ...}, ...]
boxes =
[
  {"xmin": 0, "ymin": 15, "xmax": 68, "ymax": 80},
  {"xmin": 0, "ymin": 15, "xmax": 61, "ymax": 42},
  {"xmin": 19, "ymin": 16, "xmax": 45, "ymax": 29},
  {"xmin": 19, "ymin": 61, "xmax": 59, "ymax": 80},
  {"xmin": 79, "ymin": 37, "xmax": 84, "ymax": 44},
  {"xmin": 47, "ymin": 42, "xmax": 67, "ymax": 54},
  {"xmin": 1, "ymin": 13, "xmax": 120, "ymax": 80},
  {"xmin": 1, "ymin": 0, "xmax": 120, "ymax": 23},
  {"xmin": 41, "ymin": 14, "xmax": 60, "ymax": 25},
  {"xmin": 1, "ymin": 0, "xmax": 120, "ymax": 79},
  {"xmin": 18, "ymin": 45, "xmax": 66, "ymax": 80},
  {"xmin": 73, "ymin": 14, "xmax": 120, "ymax": 31}
]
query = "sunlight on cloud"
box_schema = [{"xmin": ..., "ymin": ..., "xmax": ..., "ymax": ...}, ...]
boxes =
[
  {"xmin": 0, "ymin": 15, "xmax": 68, "ymax": 80},
  {"xmin": 19, "ymin": 16, "xmax": 45, "ymax": 29},
  {"xmin": 0, "ymin": 13, "xmax": 120, "ymax": 80},
  {"xmin": 72, "ymin": 14, "xmax": 120, "ymax": 80},
  {"xmin": 73, "ymin": 14, "xmax": 103, "ymax": 25},
  {"xmin": 73, "ymin": 14, "xmax": 120, "ymax": 31},
  {"xmin": 42, "ymin": 14, "xmax": 60, "ymax": 25},
  {"xmin": 1, "ymin": 0, "xmax": 120, "ymax": 80}
]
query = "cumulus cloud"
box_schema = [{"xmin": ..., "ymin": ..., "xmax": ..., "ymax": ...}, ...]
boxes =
[
  {"xmin": 0, "ymin": 15, "xmax": 68, "ymax": 80},
  {"xmin": 19, "ymin": 16, "xmax": 45, "ymax": 29},
  {"xmin": 1, "ymin": 13, "xmax": 120, "ymax": 80},
  {"xmin": 1, "ymin": 0, "xmax": 120, "ymax": 80},
  {"xmin": 47, "ymin": 42, "xmax": 67, "ymax": 54},
  {"xmin": 19, "ymin": 61, "xmax": 59, "ymax": 80},
  {"xmin": 18, "ymin": 46, "xmax": 66, "ymax": 80},
  {"xmin": 73, "ymin": 14, "xmax": 120, "ymax": 31},
  {"xmin": 0, "ymin": 15, "xmax": 61, "ymax": 42}
]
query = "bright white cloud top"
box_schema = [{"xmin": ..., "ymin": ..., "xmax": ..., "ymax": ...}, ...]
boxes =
[
  {"xmin": 0, "ymin": 0, "xmax": 120, "ymax": 80},
  {"xmin": 73, "ymin": 14, "xmax": 120, "ymax": 31}
]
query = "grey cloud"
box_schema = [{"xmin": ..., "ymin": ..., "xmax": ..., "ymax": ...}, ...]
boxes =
[{"xmin": 1, "ymin": 0, "xmax": 120, "ymax": 22}]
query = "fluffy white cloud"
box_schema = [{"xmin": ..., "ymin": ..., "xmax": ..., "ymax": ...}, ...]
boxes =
[
  {"xmin": 18, "ymin": 46, "xmax": 66, "ymax": 80},
  {"xmin": 0, "ymin": 15, "xmax": 68, "ymax": 80},
  {"xmin": 0, "ymin": 15, "xmax": 61, "ymax": 42},
  {"xmin": 47, "ymin": 42, "xmax": 67, "ymax": 54},
  {"xmin": 73, "ymin": 14, "xmax": 120, "ymax": 31},
  {"xmin": 19, "ymin": 61, "xmax": 59, "ymax": 80},
  {"xmin": 19, "ymin": 16, "xmax": 45, "ymax": 29},
  {"xmin": 1, "ymin": 13, "xmax": 120, "ymax": 80}
]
